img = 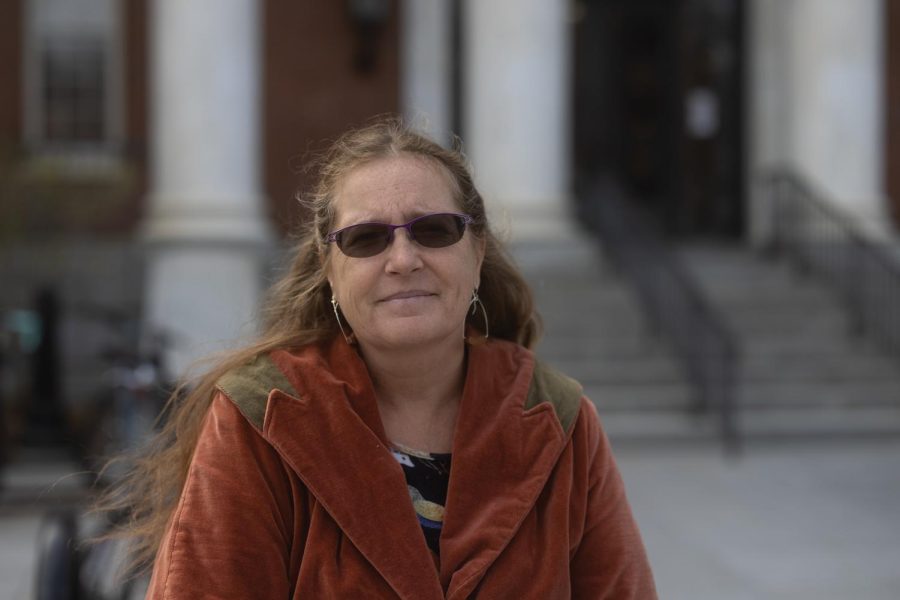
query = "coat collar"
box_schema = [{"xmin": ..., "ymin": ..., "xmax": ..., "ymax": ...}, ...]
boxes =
[{"xmin": 260, "ymin": 336, "xmax": 573, "ymax": 599}]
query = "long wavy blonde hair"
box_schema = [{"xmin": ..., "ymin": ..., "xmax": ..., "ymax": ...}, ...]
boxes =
[{"xmin": 96, "ymin": 117, "xmax": 542, "ymax": 572}]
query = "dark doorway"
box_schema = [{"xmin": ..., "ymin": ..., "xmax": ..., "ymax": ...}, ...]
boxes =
[{"xmin": 574, "ymin": 0, "xmax": 745, "ymax": 237}]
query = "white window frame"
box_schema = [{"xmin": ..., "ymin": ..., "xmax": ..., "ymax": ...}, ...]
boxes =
[{"xmin": 22, "ymin": 0, "xmax": 125, "ymax": 167}]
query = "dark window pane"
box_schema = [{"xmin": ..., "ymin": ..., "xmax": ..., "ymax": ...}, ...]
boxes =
[{"xmin": 42, "ymin": 36, "xmax": 105, "ymax": 142}]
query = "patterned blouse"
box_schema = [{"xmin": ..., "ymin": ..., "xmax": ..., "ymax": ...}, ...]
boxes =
[{"xmin": 390, "ymin": 443, "xmax": 452, "ymax": 556}]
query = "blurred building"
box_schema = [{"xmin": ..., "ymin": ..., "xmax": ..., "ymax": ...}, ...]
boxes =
[
  {"xmin": 0, "ymin": 0, "xmax": 897, "ymax": 438},
  {"xmin": 0, "ymin": 0, "xmax": 403, "ymax": 441}
]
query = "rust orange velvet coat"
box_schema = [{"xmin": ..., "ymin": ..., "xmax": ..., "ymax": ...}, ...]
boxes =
[{"xmin": 146, "ymin": 337, "xmax": 657, "ymax": 598}]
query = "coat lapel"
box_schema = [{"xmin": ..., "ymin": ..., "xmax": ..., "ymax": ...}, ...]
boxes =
[
  {"xmin": 262, "ymin": 340, "xmax": 445, "ymax": 600},
  {"xmin": 256, "ymin": 338, "xmax": 572, "ymax": 600},
  {"xmin": 439, "ymin": 342, "xmax": 571, "ymax": 599}
]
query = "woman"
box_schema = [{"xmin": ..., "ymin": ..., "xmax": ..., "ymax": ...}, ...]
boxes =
[{"xmin": 108, "ymin": 119, "xmax": 657, "ymax": 598}]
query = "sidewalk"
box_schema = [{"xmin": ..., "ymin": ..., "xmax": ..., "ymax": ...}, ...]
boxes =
[{"xmin": 612, "ymin": 437, "xmax": 900, "ymax": 600}]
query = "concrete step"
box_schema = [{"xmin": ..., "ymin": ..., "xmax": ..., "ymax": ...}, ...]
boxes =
[
  {"xmin": 541, "ymin": 354, "xmax": 684, "ymax": 385},
  {"xmin": 537, "ymin": 319, "xmax": 648, "ymax": 340},
  {"xmin": 740, "ymin": 335, "xmax": 885, "ymax": 356},
  {"xmin": 599, "ymin": 411, "xmax": 720, "ymax": 443},
  {"xmin": 739, "ymin": 405, "xmax": 900, "ymax": 437},
  {"xmin": 738, "ymin": 380, "xmax": 900, "ymax": 408},
  {"xmin": 511, "ymin": 237, "xmax": 613, "ymax": 273},
  {"xmin": 601, "ymin": 405, "xmax": 900, "ymax": 444},
  {"xmin": 712, "ymin": 306, "xmax": 850, "ymax": 331},
  {"xmin": 728, "ymin": 321, "xmax": 854, "ymax": 340},
  {"xmin": 584, "ymin": 381, "xmax": 694, "ymax": 412},
  {"xmin": 694, "ymin": 289, "xmax": 845, "ymax": 311},
  {"xmin": 531, "ymin": 286, "xmax": 642, "ymax": 310},
  {"xmin": 740, "ymin": 352, "xmax": 900, "ymax": 381},
  {"xmin": 536, "ymin": 334, "xmax": 672, "ymax": 360},
  {"xmin": 535, "ymin": 297, "xmax": 645, "ymax": 322},
  {"xmin": 678, "ymin": 247, "xmax": 842, "ymax": 299},
  {"xmin": 685, "ymin": 280, "xmax": 838, "ymax": 302}
]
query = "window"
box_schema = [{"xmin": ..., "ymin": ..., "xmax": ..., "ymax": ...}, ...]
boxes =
[
  {"xmin": 24, "ymin": 0, "xmax": 122, "ymax": 156},
  {"xmin": 43, "ymin": 36, "xmax": 106, "ymax": 142}
]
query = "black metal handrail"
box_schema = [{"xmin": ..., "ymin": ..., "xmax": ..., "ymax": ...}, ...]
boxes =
[
  {"xmin": 581, "ymin": 178, "xmax": 740, "ymax": 452},
  {"xmin": 767, "ymin": 169, "xmax": 900, "ymax": 358}
]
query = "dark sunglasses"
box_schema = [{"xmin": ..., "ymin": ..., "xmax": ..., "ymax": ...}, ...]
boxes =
[{"xmin": 325, "ymin": 212, "xmax": 474, "ymax": 258}]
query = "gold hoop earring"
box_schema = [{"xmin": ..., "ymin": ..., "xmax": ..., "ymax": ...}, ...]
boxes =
[
  {"xmin": 331, "ymin": 296, "xmax": 356, "ymax": 345},
  {"xmin": 469, "ymin": 287, "xmax": 489, "ymax": 340}
]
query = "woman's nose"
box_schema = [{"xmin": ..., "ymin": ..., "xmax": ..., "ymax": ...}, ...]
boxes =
[{"xmin": 384, "ymin": 228, "xmax": 423, "ymax": 273}]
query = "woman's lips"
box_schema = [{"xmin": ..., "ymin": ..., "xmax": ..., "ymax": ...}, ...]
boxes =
[{"xmin": 379, "ymin": 290, "xmax": 435, "ymax": 302}]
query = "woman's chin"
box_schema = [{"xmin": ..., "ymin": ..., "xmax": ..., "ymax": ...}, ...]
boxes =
[{"xmin": 359, "ymin": 320, "xmax": 462, "ymax": 352}]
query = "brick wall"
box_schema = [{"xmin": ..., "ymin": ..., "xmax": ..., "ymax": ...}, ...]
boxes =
[
  {"xmin": 264, "ymin": 0, "xmax": 401, "ymax": 234},
  {"xmin": 0, "ymin": 0, "xmax": 22, "ymax": 152}
]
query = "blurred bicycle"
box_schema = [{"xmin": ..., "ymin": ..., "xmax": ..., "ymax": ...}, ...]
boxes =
[
  {"xmin": 33, "ymin": 304, "xmax": 176, "ymax": 599},
  {"xmin": 35, "ymin": 508, "xmax": 149, "ymax": 600}
]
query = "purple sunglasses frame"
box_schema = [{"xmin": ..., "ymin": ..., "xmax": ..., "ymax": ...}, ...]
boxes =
[{"xmin": 325, "ymin": 212, "xmax": 474, "ymax": 257}]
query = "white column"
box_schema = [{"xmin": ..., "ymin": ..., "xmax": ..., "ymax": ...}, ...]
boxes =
[
  {"xmin": 143, "ymin": 0, "xmax": 272, "ymax": 376},
  {"xmin": 401, "ymin": 0, "xmax": 452, "ymax": 146},
  {"xmin": 463, "ymin": 0, "xmax": 572, "ymax": 240},
  {"xmin": 788, "ymin": 0, "xmax": 886, "ymax": 233},
  {"xmin": 746, "ymin": 0, "xmax": 792, "ymax": 247},
  {"xmin": 748, "ymin": 0, "xmax": 888, "ymax": 242}
]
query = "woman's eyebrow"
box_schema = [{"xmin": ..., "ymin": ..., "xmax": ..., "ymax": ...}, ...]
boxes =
[{"xmin": 340, "ymin": 210, "xmax": 438, "ymax": 226}]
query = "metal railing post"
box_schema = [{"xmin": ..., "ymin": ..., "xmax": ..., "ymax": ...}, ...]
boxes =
[
  {"xmin": 767, "ymin": 168, "xmax": 900, "ymax": 366},
  {"xmin": 584, "ymin": 180, "xmax": 741, "ymax": 453}
]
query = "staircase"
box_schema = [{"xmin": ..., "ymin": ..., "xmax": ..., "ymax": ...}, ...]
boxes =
[
  {"xmin": 512, "ymin": 236, "xmax": 702, "ymax": 441},
  {"xmin": 680, "ymin": 242, "xmax": 900, "ymax": 437},
  {"xmin": 512, "ymin": 236, "xmax": 900, "ymax": 443}
]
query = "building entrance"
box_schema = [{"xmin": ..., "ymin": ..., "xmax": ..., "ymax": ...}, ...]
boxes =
[{"xmin": 574, "ymin": 0, "xmax": 745, "ymax": 237}]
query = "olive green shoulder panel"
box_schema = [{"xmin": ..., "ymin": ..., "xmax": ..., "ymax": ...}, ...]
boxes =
[
  {"xmin": 525, "ymin": 360, "xmax": 584, "ymax": 435},
  {"xmin": 215, "ymin": 354, "xmax": 297, "ymax": 431}
]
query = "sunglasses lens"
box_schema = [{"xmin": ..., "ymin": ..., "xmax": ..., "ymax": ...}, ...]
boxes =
[
  {"xmin": 338, "ymin": 223, "xmax": 391, "ymax": 258},
  {"xmin": 410, "ymin": 214, "xmax": 466, "ymax": 248},
  {"xmin": 332, "ymin": 213, "xmax": 469, "ymax": 257}
]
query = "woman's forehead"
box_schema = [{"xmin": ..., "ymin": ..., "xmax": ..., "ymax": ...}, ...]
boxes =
[{"xmin": 332, "ymin": 155, "xmax": 460, "ymax": 224}]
